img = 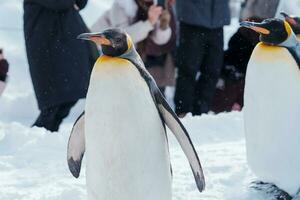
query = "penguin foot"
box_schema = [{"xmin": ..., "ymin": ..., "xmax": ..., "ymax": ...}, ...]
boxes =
[{"xmin": 250, "ymin": 181, "xmax": 292, "ymax": 200}]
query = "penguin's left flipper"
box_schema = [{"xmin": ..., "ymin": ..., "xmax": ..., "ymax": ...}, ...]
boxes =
[
  {"xmin": 122, "ymin": 54, "xmax": 205, "ymax": 191},
  {"xmin": 67, "ymin": 112, "xmax": 85, "ymax": 178},
  {"xmin": 150, "ymin": 81, "xmax": 205, "ymax": 192}
]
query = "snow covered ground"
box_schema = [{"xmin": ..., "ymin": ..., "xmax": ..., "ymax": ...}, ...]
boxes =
[{"xmin": 0, "ymin": 112, "xmax": 268, "ymax": 200}]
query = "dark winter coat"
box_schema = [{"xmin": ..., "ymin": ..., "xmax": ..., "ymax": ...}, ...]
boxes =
[
  {"xmin": 23, "ymin": 0, "xmax": 98, "ymax": 109},
  {"xmin": 176, "ymin": 0, "xmax": 231, "ymax": 29},
  {"xmin": 223, "ymin": 27, "xmax": 260, "ymax": 77},
  {"xmin": 211, "ymin": 25, "xmax": 260, "ymax": 114}
]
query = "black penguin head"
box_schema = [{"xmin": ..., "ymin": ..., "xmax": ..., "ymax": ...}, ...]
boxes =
[
  {"xmin": 77, "ymin": 28, "xmax": 133, "ymax": 57},
  {"xmin": 240, "ymin": 18, "xmax": 292, "ymax": 45},
  {"xmin": 281, "ymin": 12, "xmax": 300, "ymax": 35}
]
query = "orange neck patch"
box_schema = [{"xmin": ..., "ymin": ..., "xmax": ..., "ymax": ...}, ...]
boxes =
[{"xmin": 97, "ymin": 55, "xmax": 113, "ymax": 63}]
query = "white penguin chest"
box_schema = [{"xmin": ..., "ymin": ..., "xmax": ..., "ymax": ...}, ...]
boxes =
[
  {"xmin": 244, "ymin": 44, "xmax": 300, "ymax": 195},
  {"xmin": 84, "ymin": 57, "xmax": 171, "ymax": 200}
]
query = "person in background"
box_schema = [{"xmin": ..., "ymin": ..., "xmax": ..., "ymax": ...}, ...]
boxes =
[
  {"xmin": 91, "ymin": 0, "xmax": 176, "ymax": 93},
  {"xmin": 174, "ymin": 0, "xmax": 231, "ymax": 117},
  {"xmin": 23, "ymin": 0, "xmax": 98, "ymax": 132},
  {"xmin": 0, "ymin": 49, "xmax": 9, "ymax": 96},
  {"xmin": 278, "ymin": 0, "xmax": 300, "ymax": 18},
  {"xmin": 239, "ymin": 0, "xmax": 280, "ymax": 21},
  {"xmin": 212, "ymin": 17, "xmax": 260, "ymax": 113},
  {"xmin": 212, "ymin": 0, "xmax": 281, "ymax": 113},
  {"xmin": 240, "ymin": 0, "xmax": 300, "ymax": 19}
]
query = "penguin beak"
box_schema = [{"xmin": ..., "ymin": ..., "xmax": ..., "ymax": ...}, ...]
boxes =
[
  {"xmin": 77, "ymin": 32, "xmax": 112, "ymax": 46},
  {"xmin": 280, "ymin": 11, "xmax": 297, "ymax": 25},
  {"xmin": 240, "ymin": 21, "xmax": 271, "ymax": 35}
]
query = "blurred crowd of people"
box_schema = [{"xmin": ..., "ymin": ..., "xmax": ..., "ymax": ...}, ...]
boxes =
[{"xmin": 0, "ymin": 0, "xmax": 295, "ymax": 132}]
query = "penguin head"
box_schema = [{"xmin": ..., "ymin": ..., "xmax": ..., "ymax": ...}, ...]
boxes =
[
  {"xmin": 281, "ymin": 12, "xmax": 300, "ymax": 35},
  {"xmin": 77, "ymin": 28, "xmax": 133, "ymax": 57},
  {"xmin": 240, "ymin": 18, "xmax": 293, "ymax": 45}
]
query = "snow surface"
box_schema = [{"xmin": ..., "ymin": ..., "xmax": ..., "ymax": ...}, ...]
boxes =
[{"xmin": 0, "ymin": 112, "xmax": 269, "ymax": 200}]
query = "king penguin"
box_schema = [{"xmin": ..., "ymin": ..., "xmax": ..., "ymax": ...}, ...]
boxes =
[
  {"xmin": 66, "ymin": 28, "xmax": 205, "ymax": 200},
  {"xmin": 281, "ymin": 12, "xmax": 300, "ymax": 39},
  {"xmin": 241, "ymin": 19, "xmax": 300, "ymax": 199}
]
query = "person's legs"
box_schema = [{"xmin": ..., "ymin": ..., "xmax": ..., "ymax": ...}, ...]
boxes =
[
  {"xmin": 174, "ymin": 22, "xmax": 206, "ymax": 116},
  {"xmin": 193, "ymin": 28, "xmax": 224, "ymax": 115},
  {"xmin": 211, "ymin": 79, "xmax": 241, "ymax": 113},
  {"xmin": 33, "ymin": 106, "xmax": 60, "ymax": 132},
  {"xmin": 52, "ymin": 101, "xmax": 77, "ymax": 131},
  {"xmin": 33, "ymin": 101, "xmax": 77, "ymax": 132}
]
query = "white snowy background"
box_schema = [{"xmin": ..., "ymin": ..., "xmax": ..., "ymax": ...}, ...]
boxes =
[{"xmin": 0, "ymin": 0, "xmax": 299, "ymax": 200}]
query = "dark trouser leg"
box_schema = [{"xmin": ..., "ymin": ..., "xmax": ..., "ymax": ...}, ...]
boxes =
[
  {"xmin": 193, "ymin": 28, "xmax": 224, "ymax": 115},
  {"xmin": 52, "ymin": 101, "xmax": 77, "ymax": 131},
  {"xmin": 33, "ymin": 101, "xmax": 77, "ymax": 132},
  {"xmin": 211, "ymin": 79, "xmax": 244, "ymax": 113},
  {"xmin": 174, "ymin": 23, "xmax": 205, "ymax": 115},
  {"xmin": 33, "ymin": 106, "xmax": 59, "ymax": 131}
]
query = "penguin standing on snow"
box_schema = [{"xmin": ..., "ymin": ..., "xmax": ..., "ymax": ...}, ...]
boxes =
[
  {"xmin": 241, "ymin": 19, "xmax": 300, "ymax": 200},
  {"xmin": 281, "ymin": 12, "xmax": 300, "ymax": 38},
  {"xmin": 66, "ymin": 28, "xmax": 205, "ymax": 200}
]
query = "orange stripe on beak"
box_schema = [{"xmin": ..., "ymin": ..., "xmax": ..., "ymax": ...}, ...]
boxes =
[
  {"xmin": 250, "ymin": 26, "xmax": 270, "ymax": 35},
  {"xmin": 90, "ymin": 36, "xmax": 112, "ymax": 46}
]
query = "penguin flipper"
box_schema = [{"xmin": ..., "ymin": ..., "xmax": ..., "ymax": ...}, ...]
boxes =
[
  {"xmin": 121, "ymin": 52, "xmax": 205, "ymax": 191},
  {"xmin": 154, "ymin": 89, "xmax": 205, "ymax": 192},
  {"xmin": 67, "ymin": 112, "xmax": 85, "ymax": 178}
]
